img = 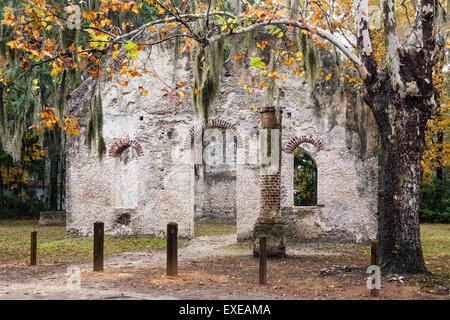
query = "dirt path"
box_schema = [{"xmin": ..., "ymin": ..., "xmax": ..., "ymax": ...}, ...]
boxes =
[
  {"xmin": 0, "ymin": 234, "xmax": 240, "ymax": 299},
  {"xmin": 0, "ymin": 235, "xmax": 447, "ymax": 300}
]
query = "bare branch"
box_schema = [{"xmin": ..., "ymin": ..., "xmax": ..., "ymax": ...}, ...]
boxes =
[
  {"xmin": 207, "ymin": 19, "xmax": 370, "ymax": 79},
  {"xmin": 114, "ymin": 11, "xmax": 237, "ymax": 43},
  {"xmin": 381, "ymin": 0, "xmax": 405, "ymax": 94},
  {"xmin": 355, "ymin": 0, "xmax": 377, "ymax": 79}
]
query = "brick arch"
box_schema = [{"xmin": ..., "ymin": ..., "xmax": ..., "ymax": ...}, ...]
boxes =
[
  {"xmin": 183, "ymin": 118, "xmax": 243, "ymax": 149},
  {"xmin": 109, "ymin": 137, "xmax": 144, "ymax": 158},
  {"xmin": 284, "ymin": 135, "xmax": 324, "ymax": 153}
]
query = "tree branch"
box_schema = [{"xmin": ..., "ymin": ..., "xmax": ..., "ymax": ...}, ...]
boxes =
[
  {"xmin": 114, "ymin": 11, "xmax": 237, "ymax": 43},
  {"xmin": 381, "ymin": 0, "xmax": 405, "ymax": 95},
  {"xmin": 207, "ymin": 18, "xmax": 370, "ymax": 79}
]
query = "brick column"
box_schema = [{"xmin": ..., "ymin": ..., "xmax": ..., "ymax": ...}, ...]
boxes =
[{"xmin": 253, "ymin": 105, "xmax": 286, "ymax": 257}]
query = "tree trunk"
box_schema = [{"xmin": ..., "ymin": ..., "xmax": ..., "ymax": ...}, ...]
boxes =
[
  {"xmin": 434, "ymin": 130, "xmax": 444, "ymax": 208},
  {"xmin": 370, "ymin": 83, "xmax": 431, "ymax": 273},
  {"xmin": 49, "ymin": 147, "xmax": 59, "ymax": 211}
]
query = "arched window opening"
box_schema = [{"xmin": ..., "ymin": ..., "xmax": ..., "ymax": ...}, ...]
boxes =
[{"xmin": 293, "ymin": 148, "xmax": 317, "ymax": 206}]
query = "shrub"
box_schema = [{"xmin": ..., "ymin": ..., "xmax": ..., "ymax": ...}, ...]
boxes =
[
  {"xmin": 419, "ymin": 177, "xmax": 450, "ymax": 223},
  {"xmin": 0, "ymin": 189, "xmax": 45, "ymax": 218}
]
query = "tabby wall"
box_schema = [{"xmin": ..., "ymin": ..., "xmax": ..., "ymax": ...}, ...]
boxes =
[{"xmin": 66, "ymin": 34, "xmax": 378, "ymax": 243}]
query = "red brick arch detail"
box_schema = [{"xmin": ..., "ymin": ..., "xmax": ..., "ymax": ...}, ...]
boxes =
[
  {"xmin": 284, "ymin": 135, "xmax": 324, "ymax": 153},
  {"xmin": 109, "ymin": 137, "xmax": 144, "ymax": 158},
  {"xmin": 183, "ymin": 119, "xmax": 243, "ymax": 149}
]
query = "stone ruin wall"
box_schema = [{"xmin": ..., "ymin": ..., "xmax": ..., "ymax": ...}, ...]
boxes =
[{"xmin": 66, "ymin": 32, "xmax": 378, "ymax": 243}]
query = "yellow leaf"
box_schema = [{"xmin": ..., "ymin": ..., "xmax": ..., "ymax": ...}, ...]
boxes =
[
  {"xmin": 325, "ymin": 73, "xmax": 332, "ymax": 81},
  {"xmin": 6, "ymin": 41, "xmax": 17, "ymax": 49}
]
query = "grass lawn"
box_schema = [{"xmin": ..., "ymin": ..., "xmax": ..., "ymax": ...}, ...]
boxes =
[
  {"xmin": 0, "ymin": 219, "xmax": 448, "ymax": 279},
  {"xmin": 420, "ymin": 223, "xmax": 450, "ymax": 277},
  {"xmin": 0, "ymin": 218, "xmax": 237, "ymax": 265},
  {"xmin": 0, "ymin": 219, "xmax": 166, "ymax": 265},
  {"xmin": 194, "ymin": 218, "xmax": 236, "ymax": 237}
]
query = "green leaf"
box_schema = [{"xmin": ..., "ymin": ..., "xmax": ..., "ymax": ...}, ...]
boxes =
[
  {"xmin": 251, "ymin": 57, "xmax": 265, "ymax": 68},
  {"xmin": 125, "ymin": 41, "xmax": 137, "ymax": 51}
]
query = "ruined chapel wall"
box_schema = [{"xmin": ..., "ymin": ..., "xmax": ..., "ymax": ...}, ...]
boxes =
[
  {"xmin": 67, "ymin": 45, "xmax": 195, "ymax": 237},
  {"xmin": 67, "ymin": 35, "xmax": 378, "ymax": 243}
]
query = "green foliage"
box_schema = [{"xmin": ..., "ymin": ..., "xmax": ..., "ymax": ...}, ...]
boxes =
[
  {"xmin": 251, "ymin": 57, "xmax": 265, "ymax": 68},
  {"xmin": 0, "ymin": 190, "xmax": 45, "ymax": 218},
  {"xmin": 293, "ymin": 149, "xmax": 317, "ymax": 206},
  {"xmin": 419, "ymin": 176, "xmax": 450, "ymax": 223}
]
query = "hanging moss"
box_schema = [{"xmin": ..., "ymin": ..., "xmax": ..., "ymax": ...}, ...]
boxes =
[
  {"xmin": 297, "ymin": 32, "xmax": 308, "ymax": 59},
  {"xmin": 339, "ymin": 87, "xmax": 345, "ymax": 103},
  {"xmin": 0, "ymin": 84, "xmax": 31, "ymax": 162},
  {"xmin": 223, "ymin": 41, "xmax": 232, "ymax": 62},
  {"xmin": 86, "ymin": 90, "xmax": 106, "ymax": 160},
  {"xmin": 96, "ymin": 91, "xmax": 106, "ymax": 160},
  {"xmin": 244, "ymin": 30, "xmax": 256, "ymax": 53},
  {"xmin": 306, "ymin": 46, "xmax": 318, "ymax": 86},
  {"xmin": 297, "ymin": 32, "xmax": 319, "ymax": 87},
  {"xmin": 0, "ymin": 85, "xmax": 5, "ymax": 131},
  {"xmin": 266, "ymin": 51, "xmax": 277, "ymax": 105},
  {"xmin": 192, "ymin": 38, "xmax": 224, "ymax": 124},
  {"xmin": 60, "ymin": 27, "xmax": 79, "ymax": 84}
]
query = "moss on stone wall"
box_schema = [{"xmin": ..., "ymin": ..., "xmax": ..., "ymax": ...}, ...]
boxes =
[
  {"xmin": 86, "ymin": 90, "xmax": 106, "ymax": 160},
  {"xmin": 297, "ymin": 32, "xmax": 319, "ymax": 87},
  {"xmin": 192, "ymin": 39, "xmax": 225, "ymax": 124}
]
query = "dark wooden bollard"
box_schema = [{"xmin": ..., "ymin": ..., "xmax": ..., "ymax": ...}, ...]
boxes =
[
  {"xmin": 93, "ymin": 221, "xmax": 104, "ymax": 271},
  {"xmin": 259, "ymin": 236, "xmax": 267, "ymax": 285},
  {"xmin": 370, "ymin": 240, "xmax": 380, "ymax": 297},
  {"xmin": 30, "ymin": 231, "xmax": 37, "ymax": 265},
  {"xmin": 167, "ymin": 222, "xmax": 178, "ymax": 276}
]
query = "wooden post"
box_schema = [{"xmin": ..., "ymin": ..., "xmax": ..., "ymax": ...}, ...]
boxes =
[
  {"xmin": 167, "ymin": 222, "xmax": 178, "ymax": 276},
  {"xmin": 93, "ymin": 221, "xmax": 104, "ymax": 271},
  {"xmin": 259, "ymin": 236, "xmax": 267, "ymax": 285},
  {"xmin": 371, "ymin": 240, "xmax": 380, "ymax": 297},
  {"xmin": 30, "ymin": 231, "xmax": 37, "ymax": 266}
]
